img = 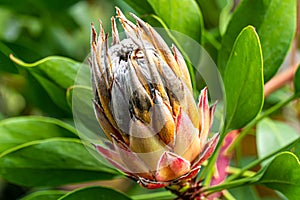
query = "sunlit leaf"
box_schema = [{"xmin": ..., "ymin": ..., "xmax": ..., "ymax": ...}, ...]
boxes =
[
  {"xmin": 0, "ymin": 116, "xmax": 77, "ymax": 154},
  {"xmin": 224, "ymin": 26, "xmax": 263, "ymax": 130},
  {"xmin": 0, "ymin": 138, "xmax": 119, "ymax": 187},
  {"xmin": 218, "ymin": 0, "xmax": 296, "ymax": 82},
  {"xmin": 58, "ymin": 186, "xmax": 131, "ymax": 200}
]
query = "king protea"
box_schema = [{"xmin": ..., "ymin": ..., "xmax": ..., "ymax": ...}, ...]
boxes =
[{"xmin": 89, "ymin": 8, "xmax": 219, "ymax": 189}]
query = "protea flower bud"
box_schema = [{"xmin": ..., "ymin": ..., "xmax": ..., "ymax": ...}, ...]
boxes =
[{"xmin": 89, "ymin": 8, "xmax": 219, "ymax": 189}]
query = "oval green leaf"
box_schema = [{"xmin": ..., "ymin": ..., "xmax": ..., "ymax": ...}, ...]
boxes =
[
  {"xmin": 21, "ymin": 190, "xmax": 66, "ymax": 200},
  {"xmin": 58, "ymin": 186, "xmax": 131, "ymax": 200},
  {"xmin": 147, "ymin": 0, "xmax": 203, "ymax": 42},
  {"xmin": 0, "ymin": 116, "xmax": 77, "ymax": 154},
  {"xmin": 218, "ymin": 0, "xmax": 296, "ymax": 82},
  {"xmin": 257, "ymin": 152, "xmax": 300, "ymax": 200},
  {"xmin": 0, "ymin": 138, "xmax": 119, "ymax": 187},
  {"xmin": 224, "ymin": 26, "xmax": 263, "ymax": 130},
  {"xmin": 257, "ymin": 118, "xmax": 300, "ymax": 165},
  {"xmin": 10, "ymin": 55, "xmax": 81, "ymax": 112}
]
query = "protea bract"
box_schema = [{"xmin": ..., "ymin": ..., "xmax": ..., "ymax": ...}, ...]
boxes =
[{"xmin": 89, "ymin": 8, "xmax": 219, "ymax": 189}]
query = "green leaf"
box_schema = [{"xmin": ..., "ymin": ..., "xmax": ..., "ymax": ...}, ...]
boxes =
[
  {"xmin": 196, "ymin": 0, "xmax": 222, "ymax": 28},
  {"xmin": 294, "ymin": 65, "xmax": 300, "ymax": 96},
  {"xmin": 21, "ymin": 190, "xmax": 66, "ymax": 200},
  {"xmin": 123, "ymin": 0, "xmax": 155, "ymax": 15},
  {"xmin": 58, "ymin": 186, "xmax": 131, "ymax": 200},
  {"xmin": 256, "ymin": 152, "xmax": 300, "ymax": 199},
  {"xmin": 10, "ymin": 55, "xmax": 80, "ymax": 112},
  {"xmin": 292, "ymin": 140, "xmax": 300, "ymax": 159},
  {"xmin": 0, "ymin": 138, "xmax": 119, "ymax": 187},
  {"xmin": 0, "ymin": 116, "xmax": 77, "ymax": 154},
  {"xmin": 229, "ymin": 186, "xmax": 260, "ymax": 200},
  {"xmin": 10, "ymin": 55, "xmax": 79, "ymax": 90},
  {"xmin": 147, "ymin": 0, "xmax": 203, "ymax": 42},
  {"xmin": 33, "ymin": 73, "xmax": 70, "ymax": 112},
  {"xmin": 24, "ymin": 72, "xmax": 71, "ymax": 117},
  {"xmin": 224, "ymin": 26, "xmax": 263, "ymax": 130},
  {"xmin": 0, "ymin": 42, "xmax": 18, "ymax": 73},
  {"xmin": 257, "ymin": 118, "xmax": 300, "ymax": 164},
  {"xmin": 218, "ymin": 0, "xmax": 297, "ymax": 82},
  {"xmin": 219, "ymin": 0, "xmax": 234, "ymax": 36}
]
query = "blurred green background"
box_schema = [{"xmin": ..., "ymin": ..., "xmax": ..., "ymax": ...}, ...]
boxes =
[
  {"xmin": 0, "ymin": 1, "xmax": 131, "ymax": 199},
  {"xmin": 0, "ymin": 0, "xmax": 298, "ymax": 199},
  {"xmin": 0, "ymin": 0, "xmax": 131, "ymax": 119}
]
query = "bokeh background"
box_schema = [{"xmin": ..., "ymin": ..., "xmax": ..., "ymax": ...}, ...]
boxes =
[
  {"xmin": 0, "ymin": 0, "xmax": 133, "ymax": 119},
  {"xmin": 0, "ymin": 1, "xmax": 130, "ymax": 199},
  {"xmin": 0, "ymin": 0, "xmax": 299, "ymax": 199}
]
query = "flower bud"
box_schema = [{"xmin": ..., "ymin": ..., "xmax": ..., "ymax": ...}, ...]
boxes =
[{"xmin": 90, "ymin": 8, "xmax": 219, "ymax": 188}]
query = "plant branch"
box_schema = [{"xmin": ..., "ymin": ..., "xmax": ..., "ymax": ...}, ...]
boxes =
[{"xmin": 264, "ymin": 64, "xmax": 298, "ymax": 97}]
